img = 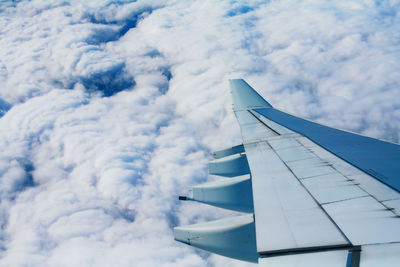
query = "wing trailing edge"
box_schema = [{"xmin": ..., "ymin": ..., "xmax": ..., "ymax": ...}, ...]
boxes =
[
  {"xmin": 208, "ymin": 153, "xmax": 250, "ymax": 177},
  {"xmin": 181, "ymin": 174, "xmax": 253, "ymax": 213},
  {"xmin": 174, "ymin": 214, "xmax": 258, "ymax": 263},
  {"xmin": 212, "ymin": 144, "xmax": 244, "ymax": 159}
]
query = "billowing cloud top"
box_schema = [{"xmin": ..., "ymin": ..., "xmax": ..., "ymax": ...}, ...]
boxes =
[{"xmin": 0, "ymin": 0, "xmax": 399, "ymax": 266}]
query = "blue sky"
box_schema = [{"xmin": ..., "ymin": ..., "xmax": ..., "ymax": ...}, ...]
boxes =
[{"xmin": 0, "ymin": 0, "xmax": 399, "ymax": 266}]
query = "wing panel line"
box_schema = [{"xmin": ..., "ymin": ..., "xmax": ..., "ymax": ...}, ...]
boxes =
[
  {"xmin": 264, "ymin": 140, "xmax": 353, "ymax": 245},
  {"xmin": 259, "ymin": 244, "xmax": 358, "ymax": 257},
  {"xmin": 247, "ymin": 110, "xmax": 281, "ymax": 136}
]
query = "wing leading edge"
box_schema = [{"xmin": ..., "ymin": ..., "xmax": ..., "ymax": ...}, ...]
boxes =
[{"xmin": 174, "ymin": 79, "xmax": 400, "ymax": 266}]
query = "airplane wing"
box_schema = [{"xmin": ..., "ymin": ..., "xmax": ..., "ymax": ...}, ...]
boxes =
[{"xmin": 174, "ymin": 79, "xmax": 400, "ymax": 266}]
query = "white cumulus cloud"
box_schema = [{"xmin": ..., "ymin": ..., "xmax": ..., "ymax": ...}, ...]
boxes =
[{"xmin": 0, "ymin": 0, "xmax": 399, "ymax": 266}]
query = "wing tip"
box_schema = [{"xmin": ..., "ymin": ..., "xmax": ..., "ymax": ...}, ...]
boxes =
[{"xmin": 229, "ymin": 79, "xmax": 272, "ymax": 109}]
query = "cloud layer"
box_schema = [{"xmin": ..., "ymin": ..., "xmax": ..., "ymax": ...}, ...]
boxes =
[{"xmin": 0, "ymin": 0, "xmax": 399, "ymax": 266}]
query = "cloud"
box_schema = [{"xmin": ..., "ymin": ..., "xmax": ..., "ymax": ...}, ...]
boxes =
[{"xmin": 0, "ymin": 0, "xmax": 399, "ymax": 266}]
